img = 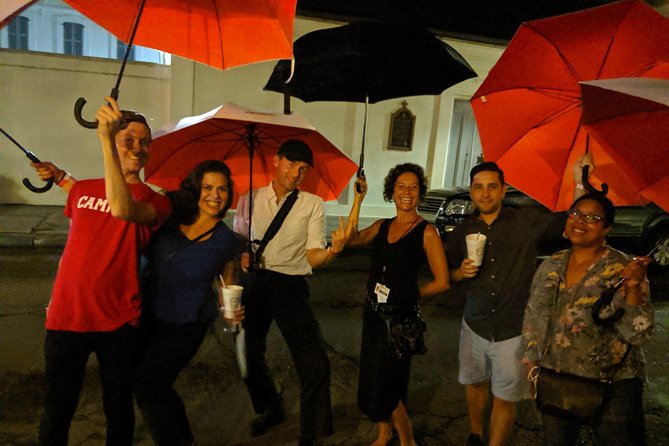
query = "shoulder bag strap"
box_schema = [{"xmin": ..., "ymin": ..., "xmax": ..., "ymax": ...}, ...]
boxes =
[{"xmin": 253, "ymin": 189, "xmax": 299, "ymax": 266}]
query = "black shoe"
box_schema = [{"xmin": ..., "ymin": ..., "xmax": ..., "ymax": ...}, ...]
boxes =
[
  {"xmin": 249, "ymin": 399, "xmax": 285, "ymax": 437},
  {"xmin": 465, "ymin": 433, "xmax": 483, "ymax": 446}
]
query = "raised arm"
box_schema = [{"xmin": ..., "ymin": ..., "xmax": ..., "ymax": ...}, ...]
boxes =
[
  {"xmin": 346, "ymin": 176, "xmax": 381, "ymax": 248},
  {"xmin": 96, "ymin": 97, "xmax": 157, "ymax": 225}
]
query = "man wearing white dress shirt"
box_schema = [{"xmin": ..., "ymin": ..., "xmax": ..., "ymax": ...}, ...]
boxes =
[{"xmin": 233, "ymin": 139, "xmax": 349, "ymax": 446}]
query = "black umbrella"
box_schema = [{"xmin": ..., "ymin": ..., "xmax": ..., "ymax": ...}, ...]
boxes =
[{"xmin": 264, "ymin": 20, "xmax": 476, "ymax": 177}]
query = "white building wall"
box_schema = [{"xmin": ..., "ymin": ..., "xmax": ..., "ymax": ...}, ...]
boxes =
[{"xmin": 0, "ymin": 5, "xmax": 506, "ymax": 218}]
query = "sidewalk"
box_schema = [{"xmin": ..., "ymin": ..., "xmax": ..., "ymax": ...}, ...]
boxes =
[
  {"xmin": 0, "ymin": 204, "xmax": 378, "ymax": 250},
  {"xmin": 0, "ymin": 204, "xmax": 69, "ymax": 250}
]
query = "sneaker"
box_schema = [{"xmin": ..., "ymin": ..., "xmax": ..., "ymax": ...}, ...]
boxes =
[
  {"xmin": 249, "ymin": 398, "xmax": 285, "ymax": 437},
  {"xmin": 465, "ymin": 433, "xmax": 483, "ymax": 446}
]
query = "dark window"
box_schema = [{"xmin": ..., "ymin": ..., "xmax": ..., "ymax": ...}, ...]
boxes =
[
  {"xmin": 116, "ymin": 40, "xmax": 135, "ymax": 61},
  {"xmin": 8, "ymin": 16, "xmax": 29, "ymax": 50},
  {"xmin": 63, "ymin": 22, "xmax": 83, "ymax": 56}
]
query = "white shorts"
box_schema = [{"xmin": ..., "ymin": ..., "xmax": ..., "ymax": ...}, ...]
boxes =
[{"xmin": 458, "ymin": 319, "xmax": 530, "ymax": 402}]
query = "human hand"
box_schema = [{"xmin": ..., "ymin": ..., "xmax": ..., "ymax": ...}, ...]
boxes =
[
  {"xmin": 521, "ymin": 357, "xmax": 538, "ymax": 379},
  {"xmin": 573, "ymin": 152, "xmax": 594, "ymax": 185},
  {"xmin": 459, "ymin": 258, "xmax": 479, "ymax": 279},
  {"xmin": 94, "ymin": 96, "xmax": 123, "ymax": 141},
  {"xmin": 330, "ymin": 216, "xmax": 347, "ymax": 254},
  {"xmin": 622, "ymin": 256, "xmax": 650, "ymax": 289},
  {"xmin": 240, "ymin": 251, "xmax": 251, "ymax": 272},
  {"xmin": 354, "ymin": 175, "xmax": 367, "ymax": 202},
  {"xmin": 232, "ymin": 305, "xmax": 245, "ymax": 323},
  {"xmin": 30, "ymin": 161, "xmax": 61, "ymax": 181}
]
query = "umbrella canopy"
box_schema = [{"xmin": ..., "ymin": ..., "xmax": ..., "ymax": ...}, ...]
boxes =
[
  {"xmin": 264, "ymin": 20, "xmax": 476, "ymax": 104},
  {"xmin": 63, "ymin": 0, "xmax": 297, "ymax": 128},
  {"xmin": 471, "ymin": 0, "xmax": 669, "ymax": 211},
  {"xmin": 144, "ymin": 103, "xmax": 358, "ymax": 208},
  {"xmin": 581, "ymin": 77, "xmax": 669, "ymax": 211},
  {"xmin": 64, "ymin": 0, "xmax": 296, "ymax": 71},
  {"xmin": 264, "ymin": 20, "xmax": 476, "ymax": 174},
  {"xmin": 0, "ymin": 0, "xmax": 37, "ymax": 28}
]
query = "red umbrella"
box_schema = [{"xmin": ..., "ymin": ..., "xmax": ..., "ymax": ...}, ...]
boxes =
[
  {"xmin": 144, "ymin": 103, "xmax": 358, "ymax": 208},
  {"xmin": 0, "ymin": 0, "xmax": 37, "ymax": 28},
  {"xmin": 581, "ymin": 77, "xmax": 669, "ymax": 211},
  {"xmin": 471, "ymin": 0, "xmax": 669, "ymax": 211},
  {"xmin": 61, "ymin": 0, "xmax": 297, "ymax": 127}
]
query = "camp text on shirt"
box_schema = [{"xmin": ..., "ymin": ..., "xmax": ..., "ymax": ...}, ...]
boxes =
[{"xmin": 76, "ymin": 195, "xmax": 111, "ymax": 213}]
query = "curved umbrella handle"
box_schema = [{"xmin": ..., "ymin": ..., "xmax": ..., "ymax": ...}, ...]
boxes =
[
  {"xmin": 582, "ymin": 165, "xmax": 608, "ymax": 195},
  {"xmin": 74, "ymin": 97, "xmax": 99, "ymax": 129},
  {"xmin": 22, "ymin": 177, "xmax": 54, "ymax": 193},
  {"xmin": 74, "ymin": 88, "xmax": 120, "ymax": 129},
  {"xmin": 22, "ymin": 150, "xmax": 54, "ymax": 193}
]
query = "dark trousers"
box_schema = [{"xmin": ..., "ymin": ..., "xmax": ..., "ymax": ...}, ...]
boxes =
[
  {"xmin": 133, "ymin": 319, "xmax": 209, "ymax": 446},
  {"xmin": 38, "ymin": 325, "xmax": 141, "ymax": 446},
  {"xmin": 541, "ymin": 378, "xmax": 646, "ymax": 446},
  {"xmin": 243, "ymin": 269, "xmax": 333, "ymax": 438}
]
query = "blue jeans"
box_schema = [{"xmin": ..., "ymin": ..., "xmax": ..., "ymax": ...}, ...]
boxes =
[{"xmin": 541, "ymin": 378, "xmax": 645, "ymax": 446}]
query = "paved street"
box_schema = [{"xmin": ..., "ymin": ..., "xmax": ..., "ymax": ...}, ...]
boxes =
[{"xmin": 1, "ymin": 248, "xmax": 669, "ymax": 446}]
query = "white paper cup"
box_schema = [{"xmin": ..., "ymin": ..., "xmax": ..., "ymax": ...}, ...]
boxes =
[
  {"xmin": 221, "ymin": 285, "xmax": 243, "ymax": 319},
  {"xmin": 465, "ymin": 233, "xmax": 487, "ymax": 266}
]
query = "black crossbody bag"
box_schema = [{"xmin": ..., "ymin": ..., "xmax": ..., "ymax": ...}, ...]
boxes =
[{"xmin": 531, "ymin": 278, "xmax": 629, "ymax": 424}]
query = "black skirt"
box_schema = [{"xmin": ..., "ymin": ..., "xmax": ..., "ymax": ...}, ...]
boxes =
[{"xmin": 357, "ymin": 303, "xmax": 412, "ymax": 422}]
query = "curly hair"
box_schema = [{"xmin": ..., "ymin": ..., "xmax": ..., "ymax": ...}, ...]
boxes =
[
  {"xmin": 167, "ymin": 160, "xmax": 234, "ymax": 225},
  {"xmin": 382, "ymin": 163, "xmax": 428, "ymax": 202}
]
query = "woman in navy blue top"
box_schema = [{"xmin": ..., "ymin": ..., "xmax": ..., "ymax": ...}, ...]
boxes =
[{"xmin": 134, "ymin": 160, "xmax": 242, "ymax": 446}]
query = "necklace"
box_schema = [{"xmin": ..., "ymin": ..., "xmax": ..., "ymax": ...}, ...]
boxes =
[{"xmin": 393, "ymin": 214, "xmax": 421, "ymax": 243}]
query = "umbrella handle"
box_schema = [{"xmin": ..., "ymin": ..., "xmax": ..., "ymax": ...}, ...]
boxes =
[
  {"xmin": 73, "ymin": 97, "xmax": 99, "ymax": 129},
  {"xmin": 74, "ymin": 88, "xmax": 120, "ymax": 129},
  {"xmin": 1, "ymin": 128, "xmax": 54, "ymax": 193},
  {"xmin": 22, "ymin": 149, "xmax": 54, "ymax": 193},
  {"xmin": 581, "ymin": 165, "xmax": 608, "ymax": 195},
  {"xmin": 355, "ymin": 167, "xmax": 365, "ymax": 193}
]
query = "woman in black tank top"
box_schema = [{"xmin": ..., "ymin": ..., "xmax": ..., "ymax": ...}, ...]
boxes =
[{"xmin": 345, "ymin": 163, "xmax": 450, "ymax": 446}]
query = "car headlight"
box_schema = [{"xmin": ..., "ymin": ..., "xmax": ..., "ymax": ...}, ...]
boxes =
[{"xmin": 443, "ymin": 199, "xmax": 476, "ymax": 216}]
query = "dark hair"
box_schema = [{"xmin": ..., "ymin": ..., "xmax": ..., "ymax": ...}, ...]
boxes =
[
  {"xmin": 119, "ymin": 110, "xmax": 151, "ymax": 141},
  {"xmin": 277, "ymin": 139, "xmax": 313, "ymax": 166},
  {"xmin": 569, "ymin": 192, "xmax": 615, "ymax": 227},
  {"xmin": 470, "ymin": 161, "xmax": 505, "ymax": 185},
  {"xmin": 382, "ymin": 163, "xmax": 428, "ymax": 202},
  {"xmin": 167, "ymin": 160, "xmax": 234, "ymax": 225}
]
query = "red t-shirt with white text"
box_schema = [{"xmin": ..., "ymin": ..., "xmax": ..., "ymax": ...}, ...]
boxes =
[{"xmin": 46, "ymin": 179, "xmax": 171, "ymax": 332}]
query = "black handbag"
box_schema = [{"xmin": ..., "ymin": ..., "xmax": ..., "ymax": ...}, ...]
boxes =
[
  {"xmin": 386, "ymin": 313, "xmax": 427, "ymax": 360},
  {"xmin": 533, "ymin": 367, "xmax": 607, "ymax": 423},
  {"xmin": 531, "ymin": 277, "xmax": 630, "ymax": 424}
]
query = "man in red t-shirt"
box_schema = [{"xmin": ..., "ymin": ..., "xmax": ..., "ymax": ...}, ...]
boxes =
[{"xmin": 32, "ymin": 97, "xmax": 171, "ymax": 446}]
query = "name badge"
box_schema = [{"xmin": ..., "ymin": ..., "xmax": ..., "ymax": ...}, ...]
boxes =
[{"xmin": 374, "ymin": 282, "xmax": 390, "ymax": 303}]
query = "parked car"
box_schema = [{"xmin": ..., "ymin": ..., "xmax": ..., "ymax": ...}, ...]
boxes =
[{"xmin": 418, "ymin": 187, "xmax": 669, "ymax": 295}]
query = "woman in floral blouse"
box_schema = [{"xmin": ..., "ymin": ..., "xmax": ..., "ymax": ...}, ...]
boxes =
[{"xmin": 522, "ymin": 192, "xmax": 653, "ymax": 446}]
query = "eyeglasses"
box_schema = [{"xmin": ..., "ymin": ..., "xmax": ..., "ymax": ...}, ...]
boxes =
[{"xmin": 567, "ymin": 208, "xmax": 605, "ymax": 224}]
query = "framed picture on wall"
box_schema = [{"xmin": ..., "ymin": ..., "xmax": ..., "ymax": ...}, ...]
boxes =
[{"xmin": 388, "ymin": 101, "xmax": 415, "ymax": 151}]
